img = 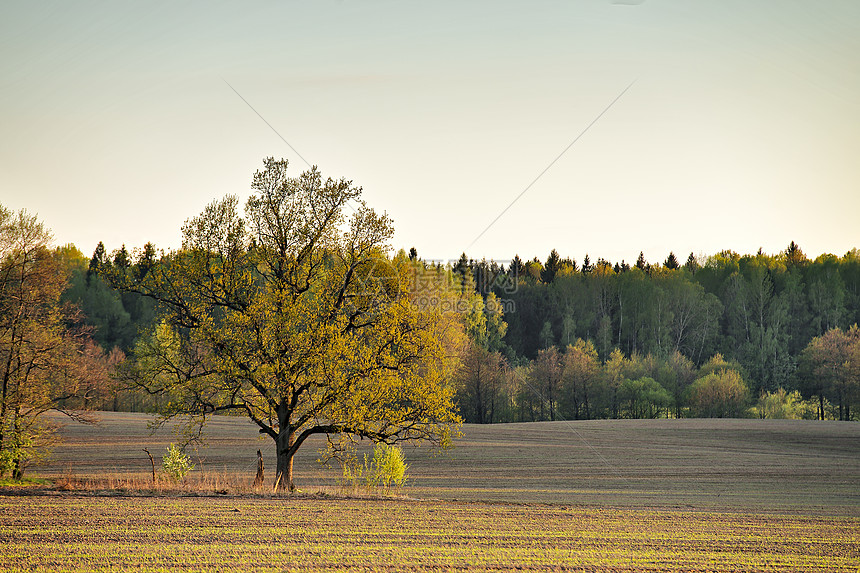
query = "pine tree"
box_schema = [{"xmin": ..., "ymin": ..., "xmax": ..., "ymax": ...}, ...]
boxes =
[
  {"xmin": 684, "ymin": 252, "xmax": 699, "ymax": 274},
  {"xmin": 542, "ymin": 249, "xmax": 561, "ymax": 284},
  {"xmin": 88, "ymin": 241, "xmax": 109, "ymax": 280},
  {"xmin": 136, "ymin": 242, "xmax": 157, "ymax": 280},
  {"xmin": 664, "ymin": 252, "xmax": 680, "ymax": 270},
  {"xmin": 635, "ymin": 251, "xmax": 648, "ymax": 272},
  {"xmin": 113, "ymin": 245, "xmax": 130, "ymax": 269},
  {"xmin": 581, "ymin": 254, "xmax": 593, "ymax": 274},
  {"xmin": 508, "ymin": 255, "xmax": 524, "ymax": 278},
  {"xmin": 784, "ymin": 241, "xmax": 807, "ymax": 268},
  {"xmin": 453, "ymin": 253, "xmax": 472, "ymax": 291}
]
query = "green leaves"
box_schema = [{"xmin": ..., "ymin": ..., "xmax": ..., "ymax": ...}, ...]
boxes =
[
  {"xmin": 687, "ymin": 369, "xmax": 750, "ymax": 418},
  {"xmin": 114, "ymin": 160, "xmax": 461, "ymax": 489},
  {"xmin": 338, "ymin": 443, "xmax": 409, "ymax": 492},
  {"xmin": 161, "ymin": 444, "xmax": 195, "ymax": 481}
]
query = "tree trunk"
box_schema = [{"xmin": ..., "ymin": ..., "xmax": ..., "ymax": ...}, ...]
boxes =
[
  {"xmin": 0, "ymin": 327, "xmax": 15, "ymax": 464},
  {"xmin": 611, "ymin": 386, "xmax": 617, "ymax": 419},
  {"xmin": 143, "ymin": 449, "xmax": 156, "ymax": 484},
  {"xmin": 254, "ymin": 449, "xmax": 264, "ymax": 487},
  {"xmin": 11, "ymin": 407, "xmax": 23, "ymax": 480},
  {"xmin": 275, "ymin": 429, "xmax": 295, "ymax": 491},
  {"xmin": 584, "ymin": 388, "xmax": 590, "ymax": 420}
]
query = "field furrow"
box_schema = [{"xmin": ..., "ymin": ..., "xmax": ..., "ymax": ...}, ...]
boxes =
[{"xmin": 1, "ymin": 496, "xmax": 857, "ymax": 572}]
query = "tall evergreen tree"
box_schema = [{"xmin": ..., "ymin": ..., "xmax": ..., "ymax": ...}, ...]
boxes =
[
  {"xmin": 784, "ymin": 241, "xmax": 807, "ymax": 268},
  {"xmin": 136, "ymin": 242, "xmax": 157, "ymax": 281},
  {"xmin": 581, "ymin": 254, "xmax": 593, "ymax": 274},
  {"xmin": 112, "ymin": 245, "xmax": 130, "ymax": 270},
  {"xmin": 542, "ymin": 249, "xmax": 561, "ymax": 284},
  {"xmin": 684, "ymin": 252, "xmax": 699, "ymax": 274},
  {"xmin": 664, "ymin": 252, "xmax": 680, "ymax": 270},
  {"xmin": 508, "ymin": 255, "xmax": 524, "ymax": 279},
  {"xmin": 87, "ymin": 241, "xmax": 109, "ymax": 281},
  {"xmin": 453, "ymin": 253, "xmax": 472, "ymax": 291},
  {"xmin": 635, "ymin": 251, "xmax": 648, "ymax": 272}
]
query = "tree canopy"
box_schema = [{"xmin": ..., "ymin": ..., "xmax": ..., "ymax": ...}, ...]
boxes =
[
  {"xmin": 0, "ymin": 205, "xmax": 112, "ymax": 478},
  {"xmin": 108, "ymin": 159, "xmax": 461, "ymax": 490}
]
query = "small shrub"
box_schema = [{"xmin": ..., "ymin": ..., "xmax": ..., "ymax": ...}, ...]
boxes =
[
  {"xmin": 340, "ymin": 443, "xmax": 408, "ymax": 493},
  {"xmin": 367, "ymin": 443, "xmax": 409, "ymax": 490},
  {"xmin": 339, "ymin": 452, "xmax": 364, "ymax": 489},
  {"xmin": 161, "ymin": 444, "xmax": 194, "ymax": 481},
  {"xmin": 0, "ymin": 425, "xmax": 52, "ymax": 480}
]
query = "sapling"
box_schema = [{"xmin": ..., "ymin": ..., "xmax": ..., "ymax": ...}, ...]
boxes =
[{"xmin": 162, "ymin": 444, "xmax": 195, "ymax": 481}]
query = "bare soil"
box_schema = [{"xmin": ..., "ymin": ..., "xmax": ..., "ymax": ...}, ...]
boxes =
[{"xmin": 29, "ymin": 412, "xmax": 860, "ymax": 513}]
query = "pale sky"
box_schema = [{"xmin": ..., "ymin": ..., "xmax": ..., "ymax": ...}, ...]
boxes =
[{"xmin": 2, "ymin": 1, "xmax": 858, "ymax": 267}]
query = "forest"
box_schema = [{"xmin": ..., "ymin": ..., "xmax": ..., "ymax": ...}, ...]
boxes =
[
  {"xmin": 437, "ymin": 244, "xmax": 860, "ymax": 423},
  {"xmin": 64, "ymin": 238, "xmax": 860, "ymax": 425},
  {"xmin": 2, "ymin": 192, "xmax": 859, "ymax": 482}
]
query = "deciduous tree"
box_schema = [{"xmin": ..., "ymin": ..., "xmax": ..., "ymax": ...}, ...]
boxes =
[
  {"xmin": 454, "ymin": 343, "xmax": 507, "ymax": 424},
  {"xmin": 109, "ymin": 159, "xmax": 461, "ymax": 490},
  {"xmin": 798, "ymin": 325, "xmax": 859, "ymax": 420},
  {"xmin": 530, "ymin": 346, "xmax": 562, "ymax": 420},
  {"xmin": 0, "ymin": 206, "xmax": 99, "ymax": 478},
  {"xmin": 561, "ymin": 339, "xmax": 601, "ymax": 420},
  {"xmin": 687, "ymin": 359, "xmax": 750, "ymax": 418}
]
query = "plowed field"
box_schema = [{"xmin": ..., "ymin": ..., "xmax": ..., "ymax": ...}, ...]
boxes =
[
  {"xmin": 4, "ymin": 413, "xmax": 857, "ymax": 571},
  {"xmin": 1, "ymin": 496, "xmax": 857, "ymax": 572}
]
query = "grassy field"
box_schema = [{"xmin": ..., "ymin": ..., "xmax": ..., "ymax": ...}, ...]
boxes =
[{"xmin": 1, "ymin": 413, "xmax": 857, "ymax": 571}]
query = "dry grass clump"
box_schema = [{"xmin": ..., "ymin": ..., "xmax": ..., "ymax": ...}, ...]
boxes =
[
  {"xmin": 45, "ymin": 467, "xmax": 411, "ymax": 500},
  {"xmin": 52, "ymin": 469, "xmax": 254, "ymax": 495}
]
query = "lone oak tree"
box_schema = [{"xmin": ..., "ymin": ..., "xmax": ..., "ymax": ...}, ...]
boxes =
[{"xmin": 111, "ymin": 159, "xmax": 461, "ymax": 490}]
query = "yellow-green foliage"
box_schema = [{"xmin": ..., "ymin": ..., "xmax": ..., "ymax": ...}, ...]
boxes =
[
  {"xmin": 754, "ymin": 388, "xmax": 819, "ymax": 419},
  {"xmin": 340, "ymin": 443, "xmax": 409, "ymax": 492},
  {"xmin": 161, "ymin": 444, "xmax": 194, "ymax": 481},
  {"xmin": 367, "ymin": 443, "xmax": 408, "ymax": 489},
  {"xmin": 109, "ymin": 160, "xmax": 462, "ymax": 490},
  {"xmin": 687, "ymin": 369, "xmax": 750, "ymax": 418}
]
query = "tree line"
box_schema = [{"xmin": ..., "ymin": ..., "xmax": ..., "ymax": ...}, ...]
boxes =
[{"xmin": 444, "ymin": 244, "xmax": 860, "ymax": 422}]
